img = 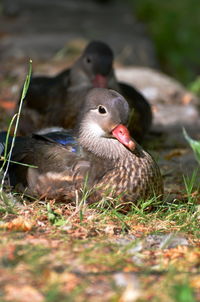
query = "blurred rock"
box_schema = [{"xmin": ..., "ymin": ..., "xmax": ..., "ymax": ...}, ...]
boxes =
[
  {"xmin": 114, "ymin": 233, "xmax": 189, "ymax": 252},
  {"xmin": 116, "ymin": 67, "xmax": 200, "ymax": 129},
  {"xmin": 114, "ymin": 273, "xmax": 141, "ymax": 302},
  {"xmin": 145, "ymin": 233, "xmax": 189, "ymax": 249}
]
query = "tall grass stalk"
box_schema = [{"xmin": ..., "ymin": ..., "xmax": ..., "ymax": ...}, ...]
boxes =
[
  {"xmin": 0, "ymin": 60, "xmax": 32, "ymax": 198},
  {"xmin": 0, "ymin": 113, "xmax": 18, "ymax": 173},
  {"xmin": 183, "ymin": 169, "xmax": 199, "ymax": 204}
]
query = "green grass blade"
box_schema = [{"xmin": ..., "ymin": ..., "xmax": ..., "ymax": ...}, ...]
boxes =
[
  {"xmin": 0, "ymin": 60, "xmax": 32, "ymax": 194},
  {"xmin": 0, "ymin": 113, "xmax": 18, "ymax": 173},
  {"xmin": 0, "ymin": 158, "xmax": 37, "ymax": 169},
  {"xmin": 183, "ymin": 128, "xmax": 200, "ymax": 164}
]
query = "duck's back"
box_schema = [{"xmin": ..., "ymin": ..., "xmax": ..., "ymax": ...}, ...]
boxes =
[
  {"xmin": 119, "ymin": 82, "xmax": 152, "ymax": 142},
  {"xmin": 17, "ymin": 69, "xmax": 71, "ymax": 135}
]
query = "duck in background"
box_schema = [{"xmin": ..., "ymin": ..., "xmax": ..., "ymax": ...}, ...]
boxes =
[
  {"xmin": 4, "ymin": 89, "xmax": 162, "ymax": 210},
  {"xmin": 17, "ymin": 41, "xmax": 152, "ymax": 142}
]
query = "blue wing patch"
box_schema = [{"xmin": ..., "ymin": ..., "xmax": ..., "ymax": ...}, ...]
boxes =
[
  {"xmin": 54, "ymin": 137, "xmax": 78, "ymax": 153},
  {"xmin": 34, "ymin": 131, "xmax": 79, "ymax": 153}
]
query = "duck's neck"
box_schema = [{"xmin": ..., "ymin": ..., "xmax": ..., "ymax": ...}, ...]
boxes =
[
  {"xmin": 78, "ymin": 120, "xmax": 132, "ymax": 160},
  {"xmin": 69, "ymin": 73, "xmax": 92, "ymax": 92},
  {"xmin": 69, "ymin": 61, "xmax": 119, "ymax": 91}
]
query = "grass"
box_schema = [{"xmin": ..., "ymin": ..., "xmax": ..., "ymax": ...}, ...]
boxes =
[
  {"xmin": 0, "ymin": 60, "xmax": 32, "ymax": 214},
  {"xmin": 0, "ymin": 200, "xmax": 199, "ymax": 301},
  {"xmin": 183, "ymin": 128, "xmax": 200, "ymax": 165},
  {"xmin": 0, "ymin": 160, "xmax": 199, "ymax": 300},
  {"xmin": 171, "ymin": 282, "xmax": 196, "ymax": 302},
  {"xmin": 0, "ymin": 63, "xmax": 200, "ymax": 300},
  {"xmin": 0, "ymin": 60, "xmax": 32, "ymax": 179},
  {"xmin": 0, "ymin": 181, "xmax": 199, "ymax": 301}
]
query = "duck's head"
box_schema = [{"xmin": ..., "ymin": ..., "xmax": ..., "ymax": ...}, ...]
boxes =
[
  {"xmin": 79, "ymin": 88, "xmax": 135, "ymax": 156},
  {"xmin": 72, "ymin": 41, "xmax": 114, "ymax": 89}
]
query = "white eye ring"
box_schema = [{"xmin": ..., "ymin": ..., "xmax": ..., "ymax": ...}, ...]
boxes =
[{"xmin": 97, "ymin": 105, "xmax": 107, "ymax": 114}]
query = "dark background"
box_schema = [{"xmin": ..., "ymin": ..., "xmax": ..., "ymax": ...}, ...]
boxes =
[{"xmin": 0, "ymin": 0, "xmax": 200, "ymax": 86}]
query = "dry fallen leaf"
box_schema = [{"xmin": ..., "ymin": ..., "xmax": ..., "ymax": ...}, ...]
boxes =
[
  {"xmin": 61, "ymin": 272, "xmax": 80, "ymax": 292},
  {"xmin": 115, "ymin": 273, "xmax": 141, "ymax": 302},
  {"xmin": 0, "ymin": 216, "xmax": 34, "ymax": 231},
  {"xmin": 190, "ymin": 276, "xmax": 200, "ymax": 289},
  {"xmin": 4, "ymin": 285, "xmax": 44, "ymax": 302},
  {"xmin": 164, "ymin": 149, "xmax": 187, "ymax": 160}
]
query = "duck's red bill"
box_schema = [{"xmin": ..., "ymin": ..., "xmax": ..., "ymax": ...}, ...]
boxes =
[
  {"xmin": 112, "ymin": 124, "xmax": 135, "ymax": 151},
  {"xmin": 93, "ymin": 74, "xmax": 108, "ymax": 88}
]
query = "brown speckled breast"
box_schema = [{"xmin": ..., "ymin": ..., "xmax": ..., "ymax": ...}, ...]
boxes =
[{"xmin": 84, "ymin": 146, "xmax": 163, "ymax": 208}]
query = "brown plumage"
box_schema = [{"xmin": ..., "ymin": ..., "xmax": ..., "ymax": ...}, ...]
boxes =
[
  {"xmin": 7, "ymin": 89, "xmax": 162, "ymax": 209},
  {"xmin": 17, "ymin": 41, "xmax": 152, "ymax": 142}
]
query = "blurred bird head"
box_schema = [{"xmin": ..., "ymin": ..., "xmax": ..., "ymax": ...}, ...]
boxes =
[{"xmin": 70, "ymin": 41, "xmax": 117, "ymax": 89}]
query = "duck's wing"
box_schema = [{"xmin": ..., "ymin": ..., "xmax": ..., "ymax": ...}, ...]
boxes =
[
  {"xmin": 119, "ymin": 82, "xmax": 152, "ymax": 141},
  {"xmin": 0, "ymin": 131, "xmax": 10, "ymax": 156},
  {"xmin": 26, "ymin": 132, "xmax": 90, "ymax": 200},
  {"xmin": 19, "ymin": 76, "xmax": 55, "ymax": 113},
  {"xmin": 22, "ymin": 68, "xmax": 70, "ymax": 111},
  {"xmin": 0, "ymin": 131, "xmax": 30, "ymax": 162},
  {"xmin": 17, "ymin": 69, "xmax": 71, "ymax": 135},
  {"xmin": 0, "ymin": 132, "xmax": 36, "ymax": 186},
  {"xmin": 32, "ymin": 129, "xmax": 80, "ymax": 153},
  {"xmin": 0, "ymin": 131, "xmax": 91, "ymax": 199},
  {"xmin": 6, "ymin": 131, "xmax": 80, "ymax": 166},
  {"xmin": 55, "ymin": 68, "xmax": 70, "ymax": 85}
]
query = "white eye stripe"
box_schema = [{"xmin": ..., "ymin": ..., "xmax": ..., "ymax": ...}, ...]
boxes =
[{"xmin": 90, "ymin": 105, "xmax": 108, "ymax": 115}]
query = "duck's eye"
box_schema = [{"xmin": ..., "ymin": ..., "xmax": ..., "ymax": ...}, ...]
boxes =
[
  {"xmin": 86, "ymin": 57, "xmax": 91, "ymax": 63},
  {"xmin": 98, "ymin": 105, "xmax": 107, "ymax": 114}
]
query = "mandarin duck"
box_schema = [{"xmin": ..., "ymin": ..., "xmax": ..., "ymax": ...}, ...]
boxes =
[
  {"xmin": 17, "ymin": 41, "xmax": 152, "ymax": 142},
  {"xmin": 9, "ymin": 89, "xmax": 162, "ymax": 208}
]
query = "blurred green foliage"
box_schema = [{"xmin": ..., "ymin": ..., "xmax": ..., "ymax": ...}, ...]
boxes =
[
  {"xmin": 132, "ymin": 0, "xmax": 200, "ymax": 84},
  {"xmin": 189, "ymin": 76, "xmax": 200, "ymax": 97},
  {"xmin": 171, "ymin": 282, "xmax": 196, "ymax": 302}
]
